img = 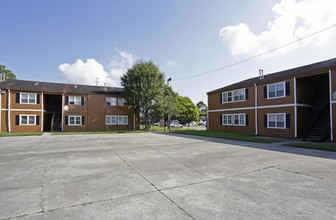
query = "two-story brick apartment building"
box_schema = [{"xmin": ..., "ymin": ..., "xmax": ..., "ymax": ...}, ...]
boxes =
[
  {"xmin": 207, "ymin": 57, "xmax": 336, "ymax": 142},
  {"xmin": 0, "ymin": 80, "xmax": 139, "ymax": 133}
]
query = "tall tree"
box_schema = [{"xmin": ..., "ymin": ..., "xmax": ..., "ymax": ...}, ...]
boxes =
[
  {"xmin": 196, "ymin": 101, "xmax": 207, "ymax": 120},
  {"xmin": 121, "ymin": 60, "xmax": 165, "ymax": 130},
  {"xmin": 0, "ymin": 64, "xmax": 16, "ymax": 80},
  {"xmin": 174, "ymin": 96, "xmax": 199, "ymax": 124}
]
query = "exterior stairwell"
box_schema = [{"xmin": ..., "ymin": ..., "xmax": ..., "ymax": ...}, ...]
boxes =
[{"xmin": 304, "ymin": 109, "xmax": 330, "ymax": 142}]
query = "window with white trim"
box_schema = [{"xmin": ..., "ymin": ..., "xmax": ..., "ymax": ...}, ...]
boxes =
[
  {"xmin": 118, "ymin": 116, "xmax": 128, "ymax": 125},
  {"xmin": 118, "ymin": 98, "xmax": 126, "ymax": 106},
  {"xmin": 106, "ymin": 97, "xmax": 117, "ymax": 106},
  {"xmin": 69, "ymin": 96, "xmax": 82, "ymax": 105},
  {"xmin": 267, "ymin": 82, "xmax": 285, "ymax": 99},
  {"xmin": 105, "ymin": 115, "xmax": 117, "ymax": 125},
  {"xmin": 20, "ymin": 93, "xmax": 37, "ymax": 104},
  {"xmin": 267, "ymin": 113, "xmax": 285, "ymax": 128},
  {"xmin": 68, "ymin": 116, "xmax": 82, "ymax": 126},
  {"xmin": 20, "ymin": 115, "xmax": 37, "ymax": 125},
  {"xmin": 222, "ymin": 89, "xmax": 245, "ymax": 103},
  {"xmin": 222, "ymin": 114, "xmax": 246, "ymax": 126}
]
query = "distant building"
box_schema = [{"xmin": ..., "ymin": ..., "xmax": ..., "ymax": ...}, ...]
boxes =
[
  {"xmin": 207, "ymin": 58, "xmax": 336, "ymax": 142},
  {"xmin": 0, "ymin": 80, "xmax": 139, "ymax": 132}
]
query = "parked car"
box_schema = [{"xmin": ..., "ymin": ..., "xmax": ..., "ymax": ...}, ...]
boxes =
[
  {"xmin": 167, "ymin": 120, "xmax": 183, "ymax": 128},
  {"xmin": 186, "ymin": 121, "xmax": 197, "ymax": 126},
  {"xmin": 153, "ymin": 122, "xmax": 160, "ymax": 126},
  {"xmin": 171, "ymin": 122, "xmax": 183, "ymax": 128}
]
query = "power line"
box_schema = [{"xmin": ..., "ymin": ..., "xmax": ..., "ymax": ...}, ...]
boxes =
[{"xmin": 172, "ymin": 23, "xmax": 336, "ymax": 81}]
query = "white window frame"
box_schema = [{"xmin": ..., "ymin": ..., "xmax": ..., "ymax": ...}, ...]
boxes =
[
  {"xmin": 106, "ymin": 97, "xmax": 117, "ymax": 106},
  {"xmin": 222, "ymin": 114, "xmax": 246, "ymax": 126},
  {"xmin": 267, "ymin": 113, "xmax": 286, "ymax": 129},
  {"xmin": 118, "ymin": 116, "xmax": 128, "ymax": 125},
  {"xmin": 19, "ymin": 115, "xmax": 36, "ymax": 125},
  {"xmin": 68, "ymin": 115, "xmax": 82, "ymax": 126},
  {"xmin": 105, "ymin": 115, "xmax": 117, "ymax": 125},
  {"xmin": 118, "ymin": 98, "xmax": 126, "ymax": 106},
  {"xmin": 20, "ymin": 93, "xmax": 37, "ymax": 104},
  {"xmin": 267, "ymin": 82, "xmax": 285, "ymax": 99},
  {"xmin": 222, "ymin": 88, "xmax": 245, "ymax": 103},
  {"xmin": 69, "ymin": 96, "xmax": 82, "ymax": 105}
]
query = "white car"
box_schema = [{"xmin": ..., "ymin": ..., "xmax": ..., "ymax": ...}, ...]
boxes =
[
  {"xmin": 186, "ymin": 121, "xmax": 197, "ymax": 126},
  {"xmin": 170, "ymin": 122, "xmax": 183, "ymax": 128}
]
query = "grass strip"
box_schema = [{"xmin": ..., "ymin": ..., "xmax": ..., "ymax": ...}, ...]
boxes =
[
  {"xmin": 172, "ymin": 130, "xmax": 280, "ymax": 144},
  {"xmin": 0, "ymin": 132, "xmax": 43, "ymax": 137},
  {"xmin": 284, "ymin": 142, "xmax": 336, "ymax": 152},
  {"xmin": 52, "ymin": 130, "xmax": 146, "ymax": 135}
]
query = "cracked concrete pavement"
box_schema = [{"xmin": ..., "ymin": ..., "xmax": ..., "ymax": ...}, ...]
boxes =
[{"xmin": 0, "ymin": 133, "xmax": 336, "ymax": 219}]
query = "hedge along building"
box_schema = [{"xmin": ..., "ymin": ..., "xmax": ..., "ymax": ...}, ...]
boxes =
[
  {"xmin": 207, "ymin": 57, "xmax": 336, "ymax": 142},
  {"xmin": 0, "ymin": 80, "xmax": 140, "ymax": 133}
]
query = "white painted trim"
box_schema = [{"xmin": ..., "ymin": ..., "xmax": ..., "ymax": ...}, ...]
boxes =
[
  {"xmin": 8, "ymin": 90, "xmax": 11, "ymax": 132},
  {"xmin": 0, "ymin": 108, "xmax": 45, "ymax": 112},
  {"xmin": 267, "ymin": 81, "xmax": 286, "ymax": 99},
  {"xmin": 41, "ymin": 92, "xmax": 44, "ymax": 132},
  {"xmin": 254, "ymin": 84, "xmax": 258, "ymax": 135},
  {"xmin": 331, "ymin": 100, "xmax": 336, "ymax": 104},
  {"xmin": 329, "ymin": 69, "xmax": 333, "ymax": 141},
  {"xmin": 294, "ymin": 77, "xmax": 297, "ymax": 138},
  {"xmin": 208, "ymin": 103, "xmax": 313, "ymax": 113}
]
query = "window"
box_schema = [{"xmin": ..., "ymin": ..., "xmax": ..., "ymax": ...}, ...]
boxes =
[
  {"xmin": 222, "ymin": 89, "xmax": 245, "ymax": 103},
  {"xmin": 222, "ymin": 114, "xmax": 246, "ymax": 126},
  {"xmin": 118, "ymin": 116, "xmax": 128, "ymax": 125},
  {"xmin": 267, "ymin": 113, "xmax": 285, "ymax": 128},
  {"xmin": 20, "ymin": 93, "xmax": 37, "ymax": 104},
  {"xmin": 267, "ymin": 82, "xmax": 285, "ymax": 99},
  {"xmin": 68, "ymin": 96, "xmax": 82, "ymax": 105},
  {"xmin": 19, "ymin": 115, "xmax": 37, "ymax": 125},
  {"xmin": 222, "ymin": 114, "xmax": 232, "ymax": 125},
  {"xmin": 118, "ymin": 98, "xmax": 126, "ymax": 106},
  {"xmin": 106, "ymin": 115, "xmax": 117, "ymax": 125},
  {"xmin": 106, "ymin": 97, "xmax": 117, "ymax": 106},
  {"xmin": 68, "ymin": 116, "xmax": 82, "ymax": 126}
]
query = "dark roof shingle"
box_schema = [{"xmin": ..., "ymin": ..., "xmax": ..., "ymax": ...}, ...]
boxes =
[
  {"xmin": 0, "ymin": 80, "xmax": 123, "ymax": 95},
  {"xmin": 207, "ymin": 57, "xmax": 336, "ymax": 94}
]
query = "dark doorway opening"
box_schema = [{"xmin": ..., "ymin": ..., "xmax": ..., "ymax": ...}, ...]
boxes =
[
  {"xmin": 44, "ymin": 95, "xmax": 62, "ymax": 132},
  {"xmin": 297, "ymin": 73, "xmax": 330, "ymax": 141}
]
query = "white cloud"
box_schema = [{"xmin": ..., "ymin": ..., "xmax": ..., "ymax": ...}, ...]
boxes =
[
  {"xmin": 58, "ymin": 59, "xmax": 112, "ymax": 86},
  {"xmin": 166, "ymin": 60, "xmax": 176, "ymax": 67},
  {"xmin": 58, "ymin": 50, "xmax": 137, "ymax": 87},
  {"xmin": 109, "ymin": 50, "xmax": 137, "ymax": 85},
  {"xmin": 219, "ymin": 0, "xmax": 336, "ymax": 58}
]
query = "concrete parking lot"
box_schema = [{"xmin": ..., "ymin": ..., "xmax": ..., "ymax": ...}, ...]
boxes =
[{"xmin": 0, "ymin": 133, "xmax": 336, "ymax": 219}]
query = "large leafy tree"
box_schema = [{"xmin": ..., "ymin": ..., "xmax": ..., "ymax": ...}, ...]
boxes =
[
  {"xmin": 121, "ymin": 60, "xmax": 166, "ymax": 130},
  {"xmin": 196, "ymin": 101, "xmax": 207, "ymax": 120},
  {"xmin": 174, "ymin": 96, "xmax": 199, "ymax": 124},
  {"xmin": 0, "ymin": 64, "xmax": 16, "ymax": 80}
]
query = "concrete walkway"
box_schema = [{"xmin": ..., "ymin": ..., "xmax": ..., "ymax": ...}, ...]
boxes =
[{"xmin": 0, "ymin": 133, "xmax": 335, "ymax": 219}]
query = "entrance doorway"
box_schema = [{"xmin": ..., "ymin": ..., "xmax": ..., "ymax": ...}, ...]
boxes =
[{"xmin": 44, "ymin": 95, "xmax": 62, "ymax": 132}]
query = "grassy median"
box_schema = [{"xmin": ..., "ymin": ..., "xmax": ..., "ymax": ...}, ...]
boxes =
[
  {"xmin": 172, "ymin": 130, "xmax": 280, "ymax": 144},
  {"xmin": 284, "ymin": 142, "xmax": 336, "ymax": 152}
]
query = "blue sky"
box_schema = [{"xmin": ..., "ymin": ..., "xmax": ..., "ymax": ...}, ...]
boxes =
[{"xmin": 1, "ymin": 0, "xmax": 336, "ymax": 104}]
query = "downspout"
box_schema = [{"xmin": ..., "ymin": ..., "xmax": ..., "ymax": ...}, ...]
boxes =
[
  {"xmin": 41, "ymin": 92, "xmax": 44, "ymax": 132},
  {"xmin": 329, "ymin": 69, "xmax": 333, "ymax": 141},
  {"xmin": 207, "ymin": 93, "xmax": 209, "ymax": 131},
  {"xmin": 62, "ymin": 93, "xmax": 64, "ymax": 132},
  {"xmin": 8, "ymin": 90, "xmax": 11, "ymax": 132},
  {"xmin": 294, "ymin": 77, "xmax": 297, "ymax": 138},
  {"xmin": 254, "ymin": 84, "xmax": 258, "ymax": 135}
]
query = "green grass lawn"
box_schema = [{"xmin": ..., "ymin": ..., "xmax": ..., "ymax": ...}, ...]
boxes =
[
  {"xmin": 171, "ymin": 130, "xmax": 280, "ymax": 144},
  {"xmin": 0, "ymin": 132, "xmax": 43, "ymax": 137},
  {"xmin": 284, "ymin": 142, "xmax": 336, "ymax": 152},
  {"xmin": 52, "ymin": 130, "xmax": 146, "ymax": 135}
]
